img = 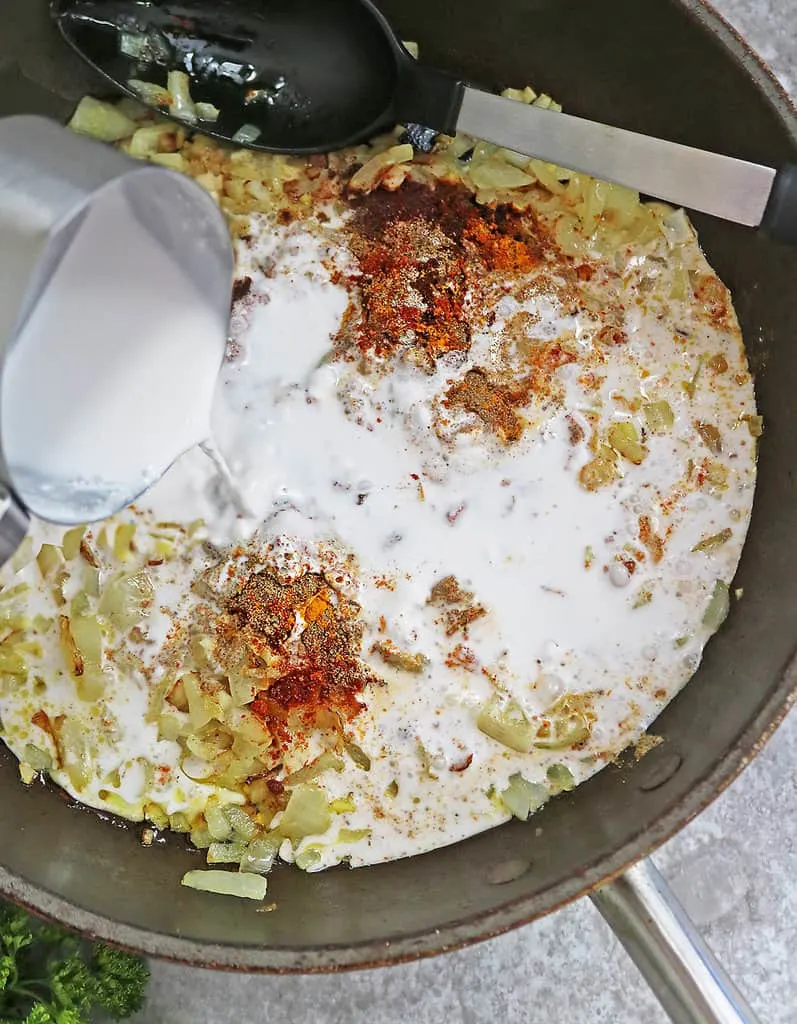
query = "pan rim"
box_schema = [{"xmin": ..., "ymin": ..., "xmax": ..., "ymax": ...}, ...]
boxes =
[{"xmin": 2, "ymin": 0, "xmax": 796, "ymax": 973}]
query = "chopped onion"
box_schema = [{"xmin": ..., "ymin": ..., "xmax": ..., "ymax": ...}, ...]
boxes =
[
  {"xmin": 207, "ymin": 841, "xmax": 248, "ymax": 864},
  {"xmin": 546, "ymin": 763, "xmax": 575, "ymax": 793},
  {"xmin": 205, "ymin": 804, "xmax": 233, "ymax": 841},
  {"xmin": 294, "ymin": 844, "xmax": 325, "ymax": 871},
  {"xmin": 232, "ymin": 123, "xmax": 262, "ymax": 145},
  {"xmin": 181, "ymin": 869, "xmax": 267, "ymax": 900},
  {"xmin": 534, "ymin": 694, "xmax": 595, "ymax": 750},
  {"xmin": 348, "ymin": 144, "xmax": 414, "ymax": 193},
  {"xmin": 607, "ymin": 421, "xmax": 647, "ymax": 465},
  {"xmin": 644, "ymin": 400, "xmax": 675, "ymax": 434},
  {"xmin": 128, "ymin": 123, "xmax": 176, "ymax": 160},
  {"xmin": 284, "ymin": 751, "xmax": 344, "ymax": 787},
  {"xmin": 337, "ymin": 828, "xmax": 371, "ymax": 843},
  {"xmin": 68, "ymin": 97, "xmax": 137, "ymax": 142},
  {"xmin": 98, "ymin": 570, "xmax": 154, "ymax": 630},
  {"xmin": 500, "ymin": 773, "xmax": 548, "ymax": 820},
  {"xmin": 22, "ymin": 743, "xmax": 53, "ymax": 773},
  {"xmin": 239, "ymin": 835, "xmax": 281, "ymax": 875},
  {"xmin": 276, "ymin": 784, "xmax": 331, "ymax": 843},
  {"xmin": 660, "ymin": 208, "xmax": 694, "ymax": 247},
  {"xmin": 36, "ymin": 544, "xmax": 63, "ymax": 579},
  {"xmin": 148, "ymin": 152, "xmax": 186, "ymax": 171},
  {"xmin": 195, "ymin": 102, "xmax": 221, "ymax": 123},
  {"xmin": 476, "ymin": 695, "xmax": 535, "ymax": 754},
  {"xmin": 468, "ymin": 161, "xmax": 534, "ymax": 190},
  {"xmin": 703, "ymin": 580, "xmax": 730, "ymax": 633},
  {"xmin": 167, "ymin": 70, "xmax": 198, "ymax": 124},
  {"xmin": 225, "ymin": 805, "xmax": 258, "ymax": 841},
  {"xmin": 61, "ymin": 526, "xmax": 86, "ymax": 561},
  {"xmin": 128, "ymin": 79, "xmax": 172, "ymax": 108}
]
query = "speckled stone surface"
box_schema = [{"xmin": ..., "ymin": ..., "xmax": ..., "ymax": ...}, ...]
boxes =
[{"xmin": 133, "ymin": 4, "xmax": 797, "ymax": 1021}]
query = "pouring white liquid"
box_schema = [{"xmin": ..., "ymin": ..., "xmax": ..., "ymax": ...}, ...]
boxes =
[{"xmin": 1, "ymin": 184, "xmax": 227, "ymax": 524}]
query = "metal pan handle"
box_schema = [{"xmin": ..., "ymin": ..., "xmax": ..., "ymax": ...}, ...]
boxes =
[{"xmin": 590, "ymin": 858, "xmax": 759, "ymax": 1024}]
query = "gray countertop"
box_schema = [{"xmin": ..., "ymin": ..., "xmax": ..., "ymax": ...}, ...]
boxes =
[{"xmin": 134, "ymin": 3, "xmax": 797, "ymax": 1021}]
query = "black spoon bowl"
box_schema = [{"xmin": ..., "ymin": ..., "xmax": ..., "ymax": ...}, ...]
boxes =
[
  {"xmin": 52, "ymin": 0, "xmax": 797, "ymax": 241},
  {"xmin": 51, "ymin": 0, "xmax": 461, "ymax": 153}
]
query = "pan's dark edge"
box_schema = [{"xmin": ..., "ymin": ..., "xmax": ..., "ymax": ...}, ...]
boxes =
[
  {"xmin": 2, "ymin": 0, "xmax": 797, "ymax": 973},
  {"xmin": 3, "ymin": 651, "xmax": 797, "ymax": 975}
]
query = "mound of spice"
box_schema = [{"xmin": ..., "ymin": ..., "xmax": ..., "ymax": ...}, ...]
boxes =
[{"xmin": 336, "ymin": 181, "xmax": 553, "ymax": 368}]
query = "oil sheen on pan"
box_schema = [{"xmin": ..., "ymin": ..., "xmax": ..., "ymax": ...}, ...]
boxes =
[{"xmin": 0, "ymin": 79, "xmax": 759, "ymax": 897}]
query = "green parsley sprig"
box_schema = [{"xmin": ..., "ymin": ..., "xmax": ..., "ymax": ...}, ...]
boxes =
[{"xmin": 0, "ymin": 901, "xmax": 148, "ymax": 1023}]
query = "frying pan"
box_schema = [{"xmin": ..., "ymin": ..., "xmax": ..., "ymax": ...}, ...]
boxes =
[{"xmin": 1, "ymin": 1, "xmax": 796, "ymax": 1021}]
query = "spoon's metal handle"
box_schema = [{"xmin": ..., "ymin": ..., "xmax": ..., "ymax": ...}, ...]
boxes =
[{"xmin": 590, "ymin": 858, "xmax": 759, "ymax": 1024}]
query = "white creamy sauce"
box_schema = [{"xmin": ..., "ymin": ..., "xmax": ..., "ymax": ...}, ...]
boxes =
[
  {"xmin": 1, "ymin": 185, "xmax": 225, "ymax": 523},
  {"xmin": 0, "ymin": 197, "xmax": 757, "ymax": 876}
]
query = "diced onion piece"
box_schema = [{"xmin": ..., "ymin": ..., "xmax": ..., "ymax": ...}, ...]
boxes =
[
  {"xmin": 344, "ymin": 741, "xmax": 371, "ymax": 771},
  {"xmin": 546, "ymin": 764, "xmax": 575, "ymax": 792},
  {"xmin": 182, "ymin": 673, "xmax": 230, "ymax": 731},
  {"xmin": 68, "ymin": 97, "xmax": 138, "ymax": 142},
  {"xmin": 607, "ymin": 421, "xmax": 647, "ymax": 465},
  {"xmin": 534, "ymin": 694, "xmax": 595, "ymax": 750},
  {"xmin": 402, "ymin": 40, "xmax": 419, "ymax": 59},
  {"xmin": 54, "ymin": 717, "xmax": 93, "ymax": 793},
  {"xmin": 295, "ymin": 844, "xmax": 325, "ymax": 871},
  {"xmin": 228, "ymin": 670, "xmax": 257, "ymax": 707},
  {"xmin": 195, "ymin": 102, "xmax": 221, "ymax": 122},
  {"xmin": 145, "ymin": 803, "xmax": 169, "ymax": 829},
  {"xmin": 148, "ymin": 152, "xmax": 186, "ymax": 171},
  {"xmin": 348, "ymin": 144, "xmax": 414, "ymax": 193},
  {"xmin": 36, "ymin": 544, "xmax": 63, "ymax": 579},
  {"xmin": 167, "ymin": 70, "xmax": 197, "ymax": 124},
  {"xmin": 239, "ymin": 835, "xmax": 281, "ymax": 875},
  {"xmin": 468, "ymin": 161, "xmax": 535, "ymax": 190},
  {"xmin": 190, "ymin": 824, "xmax": 213, "ymax": 849},
  {"xmin": 284, "ymin": 751, "xmax": 345, "ymax": 787},
  {"xmin": 337, "ymin": 828, "xmax": 371, "ymax": 843},
  {"xmin": 276, "ymin": 784, "xmax": 332, "ymax": 843},
  {"xmin": 500, "ymin": 773, "xmax": 548, "ymax": 820},
  {"xmin": 660, "ymin": 208, "xmax": 694, "ymax": 247},
  {"xmin": 58, "ymin": 615, "xmax": 84, "ymax": 678},
  {"xmin": 644, "ymin": 401, "xmax": 674, "ymax": 434},
  {"xmin": 22, "ymin": 743, "xmax": 53, "ymax": 773},
  {"xmin": 61, "ymin": 526, "xmax": 85, "ymax": 561},
  {"xmin": 70, "ymin": 614, "xmax": 103, "ymax": 668},
  {"xmin": 742, "ymin": 414, "xmax": 764, "ymax": 438},
  {"xmin": 181, "ymin": 869, "xmax": 267, "ymax": 900},
  {"xmin": 224, "ymin": 805, "xmax": 258, "ymax": 841},
  {"xmin": 0, "ymin": 582, "xmax": 30, "ymax": 603},
  {"xmin": 128, "ymin": 123, "xmax": 176, "ymax": 159},
  {"xmin": 97, "ymin": 789, "xmax": 143, "ymax": 820},
  {"xmin": 207, "ymin": 841, "xmax": 248, "ymax": 864},
  {"xmin": 232, "ymin": 123, "xmax": 262, "ymax": 145},
  {"xmin": 128, "ymin": 79, "xmax": 172, "ymax": 108},
  {"xmin": 205, "ymin": 804, "xmax": 233, "ymax": 841},
  {"xmin": 703, "ymin": 580, "xmax": 730, "ymax": 633},
  {"xmin": 692, "ymin": 528, "xmax": 732, "ymax": 554},
  {"xmin": 476, "ymin": 695, "xmax": 535, "ymax": 754},
  {"xmin": 98, "ymin": 570, "xmax": 154, "ymax": 630}
]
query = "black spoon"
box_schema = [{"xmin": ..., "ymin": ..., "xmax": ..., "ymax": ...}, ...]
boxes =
[{"xmin": 52, "ymin": 0, "xmax": 797, "ymax": 242}]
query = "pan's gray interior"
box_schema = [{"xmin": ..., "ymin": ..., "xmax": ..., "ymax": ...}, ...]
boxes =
[{"xmin": 1, "ymin": 0, "xmax": 796, "ymax": 970}]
